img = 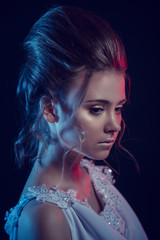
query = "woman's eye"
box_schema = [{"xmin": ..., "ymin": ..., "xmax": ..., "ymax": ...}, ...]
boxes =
[
  {"xmin": 115, "ymin": 106, "xmax": 123, "ymax": 114},
  {"xmin": 90, "ymin": 107, "xmax": 104, "ymax": 115}
]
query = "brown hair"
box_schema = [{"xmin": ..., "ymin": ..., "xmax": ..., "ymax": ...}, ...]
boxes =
[{"xmin": 15, "ymin": 6, "xmax": 128, "ymax": 167}]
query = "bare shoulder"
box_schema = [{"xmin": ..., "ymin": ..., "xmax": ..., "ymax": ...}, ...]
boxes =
[{"xmin": 18, "ymin": 199, "xmax": 71, "ymax": 240}]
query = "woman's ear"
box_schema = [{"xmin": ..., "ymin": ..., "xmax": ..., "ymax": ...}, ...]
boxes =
[{"xmin": 40, "ymin": 96, "xmax": 58, "ymax": 123}]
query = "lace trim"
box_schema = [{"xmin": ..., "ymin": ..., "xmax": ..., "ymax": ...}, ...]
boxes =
[
  {"xmin": 4, "ymin": 185, "xmax": 83, "ymax": 235},
  {"xmin": 4, "ymin": 197, "xmax": 34, "ymax": 235},
  {"xmin": 81, "ymin": 160, "xmax": 126, "ymax": 236},
  {"xmin": 4, "ymin": 160, "xmax": 126, "ymax": 237}
]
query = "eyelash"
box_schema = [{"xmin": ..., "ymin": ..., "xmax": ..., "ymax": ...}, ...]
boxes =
[
  {"xmin": 115, "ymin": 105, "xmax": 123, "ymax": 114},
  {"xmin": 89, "ymin": 105, "xmax": 124, "ymax": 115},
  {"xmin": 90, "ymin": 107, "xmax": 104, "ymax": 115}
]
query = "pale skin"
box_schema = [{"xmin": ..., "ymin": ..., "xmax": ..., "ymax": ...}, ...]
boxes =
[{"xmin": 18, "ymin": 69, "xmax": 126, "ymax": 240}]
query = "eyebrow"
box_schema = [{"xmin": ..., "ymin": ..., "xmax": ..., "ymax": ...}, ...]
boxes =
[{"xmin": 83, "ymin": 98, "xmax": 127, "ymax": 105}]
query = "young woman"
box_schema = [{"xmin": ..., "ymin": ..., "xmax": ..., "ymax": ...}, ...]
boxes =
[{"xmin": 4, "ymin": 6, "xmax": 148, "ymax": 240}]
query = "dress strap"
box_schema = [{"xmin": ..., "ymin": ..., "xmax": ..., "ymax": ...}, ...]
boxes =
[
  {"xmin": 4, "ymin": 197, "xmax": 35, "ymax": 235},
  {"xmin": 4, "ymin": 184, "xmax": 77, "ymax": 236}
]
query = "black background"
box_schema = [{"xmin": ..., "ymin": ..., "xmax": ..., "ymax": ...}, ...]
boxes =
[{"xmin": 0, "ymin": 0, "xmax": 159, "ymax": 239}]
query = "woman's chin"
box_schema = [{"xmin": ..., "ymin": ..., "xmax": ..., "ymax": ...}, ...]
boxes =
[{"xmin": 84, "ymin": 150, "xmax": 110, "ymax": 161}]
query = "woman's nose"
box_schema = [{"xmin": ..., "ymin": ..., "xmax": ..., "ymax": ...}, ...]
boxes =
[{"xmin": 104, "ymin": 113, "xmax": 121, "ymax": 133}]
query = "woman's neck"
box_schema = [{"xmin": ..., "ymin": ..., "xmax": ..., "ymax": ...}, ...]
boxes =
[{"xmin": 27, "ymin": 142, "xmax": 85, "ymax": 190}]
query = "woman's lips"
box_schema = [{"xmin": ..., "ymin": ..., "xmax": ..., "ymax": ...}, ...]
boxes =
[
  {"xmin": 98, "ymin": 139, "xmax": 114, "ymax": 144},
  {"xmin": 98, "ymin": 140, "xmax": 114, "ymax": 149}
]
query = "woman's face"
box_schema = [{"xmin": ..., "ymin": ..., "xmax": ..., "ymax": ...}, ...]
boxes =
[{"xmin": 55, "ymin": 70, "xmax": 126, "ymax": 160}]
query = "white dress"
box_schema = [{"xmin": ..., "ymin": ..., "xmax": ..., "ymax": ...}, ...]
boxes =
[{"xmin": 4, "ymin": 159, "xmax": 148, "ymax": 240}]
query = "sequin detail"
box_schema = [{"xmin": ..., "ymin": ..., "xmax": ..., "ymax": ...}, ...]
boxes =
[
  {"xmin": 4, "ymin": 160, "xmax": 126, "ymax": 237},
  {"xmin": 81, "ymin": 160, "xmax": 126, "ymax": 236}
]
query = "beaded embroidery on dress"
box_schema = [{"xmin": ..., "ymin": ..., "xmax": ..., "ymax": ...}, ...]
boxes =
[
  {"xmin": 4, "ymin": 159, "xmax": 127, "ymax": 238},
  {"xmin": 81, "ymin": 160, "xmax": 126, "ymax": 237}
]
